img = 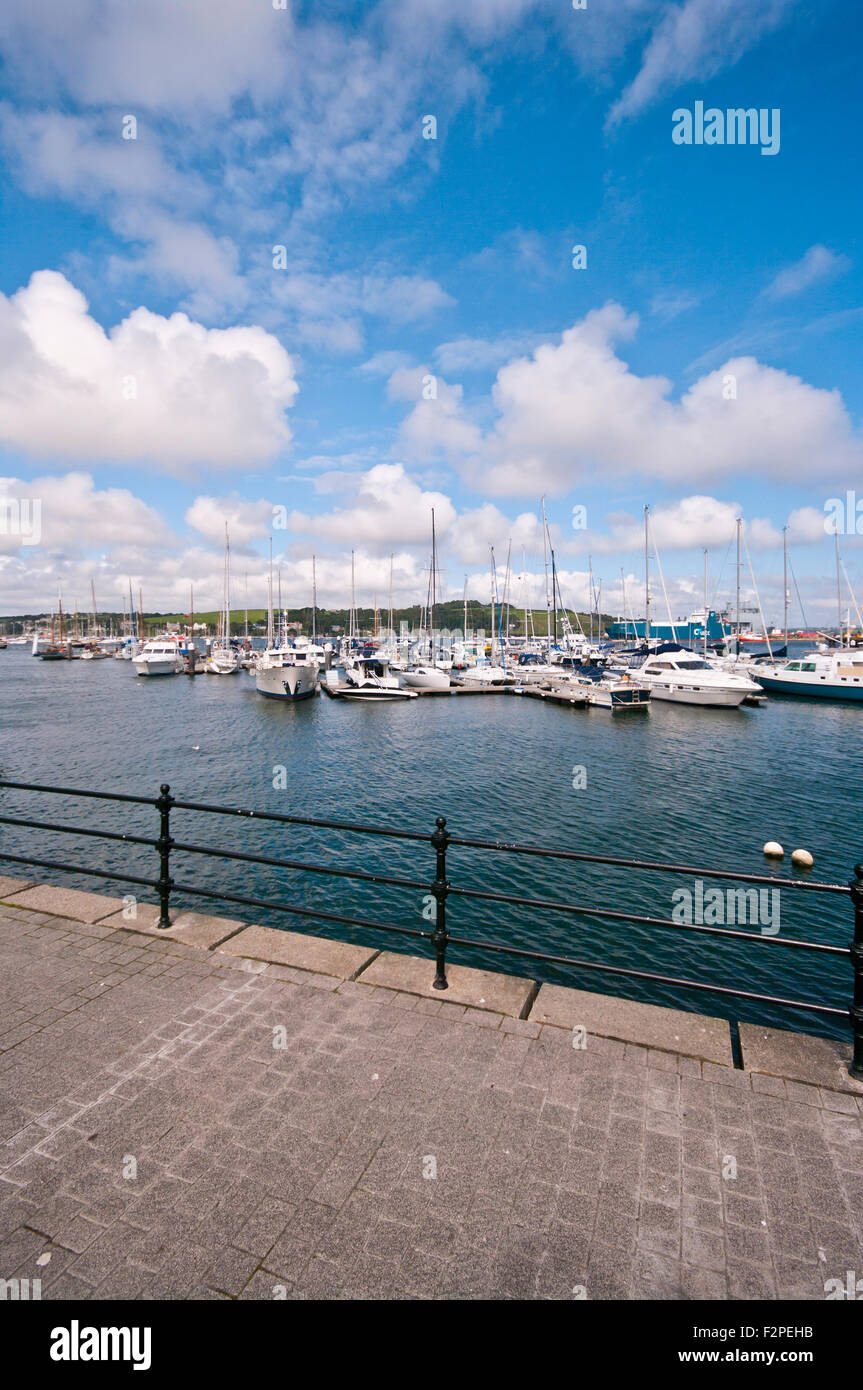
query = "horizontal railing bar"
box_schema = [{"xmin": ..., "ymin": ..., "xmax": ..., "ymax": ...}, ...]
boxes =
[
  {"xmin": 447, "ymin": 834, "xmax": 851, "ymax": 894},
  {"xmin": 447, "ymin": 884, "xmax": 849, "ymax": 956},
  {"xmin": 0, "ymin": 779, "xmax": 157, "ymax": 807},
  {"xmin": 168, "ymin": 797, "xmax": 430, "ymax": 843},
  {"xmin": 0, "ymin": 814, "xmax": 159, "ymax": 850},
  {"xmin": 0, "ymin": 851, "xmax": 158, "ymax": 892},
  {"xmin": 168, "ymin": 879, "xmax": 429, "ymax": 942},
  {"xmin": 448, "ymin": 932, "xmax": 847, "ymax": 1019},
  {"xmin": 169, "ymin": 838, "xmax": 428, "ymax": 892}
]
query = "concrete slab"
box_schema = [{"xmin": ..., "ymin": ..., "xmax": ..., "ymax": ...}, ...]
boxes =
[
  {"xmin": 0, "ymin": 875, "xmax": 35, "ymax": 898},
  {"xmin": 99, "ymin": 903, "xmax": 245, "ymax": 949},
  {"xmin": 2, "ymin": 883, "xmax": 126, "ymax": 924},
  {"xmin": 529, "ymin": 982, "xmax": 733, "ymax": 1066},
  {"xmin": 356, "ymin": 950, "xmax": 535, "ymax": 1017},
  {"xmin": 739, "ymin": 1022, "xmax": 863, "ymax": 1096},
  {"xmin": 216, "ymin": 923, "xmax": 377, "ymax": 980}
]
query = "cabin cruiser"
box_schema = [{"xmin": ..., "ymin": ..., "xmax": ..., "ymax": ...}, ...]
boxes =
[
  {"xmin": 452, "ymin": 659, "xmax": 514, "ymax": 686},
  {"xmin": 255, "ymin": 645, "xmax": 318, "ymax": 700},
  {"xmin": 614, "ymin": 645, "xmax": 761, "ymax": 707},
  {"xmin": 398, "ymin": 664, "xmax": 451, "ymax": 691},
  {"xmin": 753, "ymin": 649, "xmax": 863, "ymax": 701},
  {"xmin": 132, "ymin": 639, "xmax": 184, "ymax": 677},
  {"xmin": 326, "ymin": 655, "xmax": 418, "ymax": 700}
]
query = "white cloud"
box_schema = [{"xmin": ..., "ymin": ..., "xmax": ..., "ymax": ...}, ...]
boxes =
[
  {"xmin": 286, "ymin": 463, "xmax": 456, "ymax": 551},
  {"xmin": 0, "ymin": 271, "xmax": 299, "ymax": 473},
  {"xmin": 185, "ymin": 496, "xmax": 275, "ymax": 548},
  {"xmin": 763, "ymin": 245, "xmax": 851, "ymax": 301},
  {"xmin": 0, "ymin": 471, "xmax": 172, "ymax": 556},
  {"xmin": 607, "ymin": 0, "xmax": 793, "ymax": 127},
  {"xmin": 397, "ymin": 303, "xmax": 863, "ymax": 495}
]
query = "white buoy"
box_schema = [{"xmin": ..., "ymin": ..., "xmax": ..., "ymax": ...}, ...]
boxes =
[
  {"xmin": 791, "ymin": 848, "xmax": 814, "ymax": 868},
  {"xmin": 763, "ymin": 841, "xmax": 784, "ymax": 858}
]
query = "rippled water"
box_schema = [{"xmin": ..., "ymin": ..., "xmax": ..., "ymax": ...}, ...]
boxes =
[{"xmin": 0, "ymin": 648, "xmax": 859, "ymax": 1043}]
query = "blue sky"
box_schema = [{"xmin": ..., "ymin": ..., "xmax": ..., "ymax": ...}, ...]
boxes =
[{"xmin": 0, "ymin": 0, "xmax": 861, "ymax": 625}]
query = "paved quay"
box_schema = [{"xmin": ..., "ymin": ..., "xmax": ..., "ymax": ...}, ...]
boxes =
[{"xmin": 1, "ymin": 878, "xmax": 862, "ymax": 1301}]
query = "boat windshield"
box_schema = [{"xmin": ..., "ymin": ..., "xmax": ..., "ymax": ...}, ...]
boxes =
[{"xmin": 674, "ymin": 659, "xmax": 711, "ymax": 670}]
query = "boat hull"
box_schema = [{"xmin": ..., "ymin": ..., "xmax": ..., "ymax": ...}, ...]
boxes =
[
  {"xmin": 256, "ymin": 662, "xmax": 317, "ymax": 700},
  {"xmin": 754, "ymin": 674, "xmax": 863, "ymax": 701}
]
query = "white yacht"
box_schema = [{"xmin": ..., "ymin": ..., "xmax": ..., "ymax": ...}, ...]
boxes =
[
  {"xmin": 206, "ymin": 644, "xmax": 239, "ymax": 675},
  {"xmin": 622, "ymin": 648, "xmax": 762, "ymax": 707},
  {"xmin": 132, "ymin": 639, "xmax": 184, "ymax": 677},
  {"xmin": 255, "ymin": 646, "xmax": 318, "ymax": 700},
  {"xmin": 398, "ymin": 664, "xmax": 451, "ymax": 691},
  {"xmin": 754, "ymin": 648, "xmax": 863, "ymax": 701},
  {"xmin": 326, "ymin": 655, "xmax": 418, "ymax": 701}
]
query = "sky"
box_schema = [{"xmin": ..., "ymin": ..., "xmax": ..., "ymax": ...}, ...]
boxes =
[{"xmin": 0, "ymin": 0, "xmax": 861, "ymax": 627}]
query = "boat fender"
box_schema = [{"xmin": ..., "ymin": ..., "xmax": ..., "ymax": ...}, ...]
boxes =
[
  {"xmin": 762, "ymin": 841, "xmax": 784, "ymax": 858},
  {"xmin": 791, "ymin": 848, "xmax": 814, "ymax": 868}
]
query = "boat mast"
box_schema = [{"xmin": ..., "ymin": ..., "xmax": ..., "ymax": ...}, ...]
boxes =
[
  {"xmin": 244, "ymin": 572, "xmax": 248, "ymax": 643},
  {"xmin": 522, "ymin": 548, "xmax": 528, "ymax": 644},
  {"xmin": 644, "ymin": 505, "xmax": 650, "ymax": 643},
  {"xmin": 588, "ymin": 555, "xmax": 594, "ymax": 643},
  {"xmin": 463, "ymin": 574, "xmax": 468, "ymax": 645},
  {"xmin": 312, "ymin": 555, "xmax": 318, "ymax": 645},
  {"xmin": 703, "ymin": 549, "xmax": 709, "ymax": 657},
  {"xmin": 387, "ymin": 553, "xmax": 393, "ymax": 646},
  {"xmin": 430, "ymin": 508, "xmax": 436, "ymax": 667},
  {"xmin": 835, "ymin": 529, "xmax": 843, "ymax": 647},
  {"xmin": 541, "ymin": 496, "xmax": 551, "ymax": 653},
  {"xmin": 267, "ymin": 539, "xmax": 274, "ymax": 648},
  {"xmin": 736, "ymin": 517, "xmax": 741, "ymax": 651},
  {"xmin": 350, "ymin": 550, "xmax": 356, "ymax": 644},
  {"xmin": 783, "ymin": 526, "xmax": 788, "ymax": 647}
]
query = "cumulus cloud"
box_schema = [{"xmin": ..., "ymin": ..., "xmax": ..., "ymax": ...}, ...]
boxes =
[
  {"xmin": 286, "ymin": 463, "xmax": 456, "ymax": 551},
  {"xmin": 0, "ymin": 271, "xmax": 298, "ymax": 473},
  {"xmin": 0, "ymin": 471, "xmax": 172, "ymax": 556},
  {"xmin": 185, "ymin": 495, "xmax": 276, "ymax": 548},
  {"xmin": 763, "ymin": 245, "xmax": 852, "ymax": 301},
  {"xmin": 397, "ymin": 303, "xmax": 863, "ymax": 495}
]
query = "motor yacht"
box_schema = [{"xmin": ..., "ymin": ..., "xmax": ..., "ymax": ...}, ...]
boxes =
[
  {"xmin": 132, "ymin": 640, "xmax": 184, "ymax": 676},
  {"xmin": 255, "ymin": 646, "xmax": 318, "ymax": 700},
  {"xmin": 616, "ymin": 646, "xmax": 762, "ymax": 707},
  {"xmin": 753, "ymin": 648, "xmax": 863, "ymax": 701}
]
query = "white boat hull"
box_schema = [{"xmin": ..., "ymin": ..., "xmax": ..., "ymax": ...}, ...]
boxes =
[
  {"xmin": 256, "ymin": 661, "xmax": 317, "ymax": 700},
  {"xmin": 399, "ymin": 666, "xmax": 451, "ymax": 690}
]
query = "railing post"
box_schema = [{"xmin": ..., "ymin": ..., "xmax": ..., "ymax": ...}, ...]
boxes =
[
  {"xmin": 849, "ymin": 864, "xmax": 863, "ymax": 1078},
  {"xmin": 430, "ymin": 815, "xmax": 450, "ymax": 990},
  {"xmin": 156, "ymin": 783, "xmax": 174, "ymax": 929}
]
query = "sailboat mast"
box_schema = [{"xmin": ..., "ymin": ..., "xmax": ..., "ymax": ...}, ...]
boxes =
[
  {"xmin": 736, "ymin": 517, "xmax": 741, "ymax": 649},
  {"xmin": 541, "ymin": 496, "xmax": 551, "ymax": 651},
  {"xmin": 703, "ymin": 550, "xmax": 709, "ymax": 656},
  {"xmin": 430, "ymin": 508, "xmax": 436, "ymax": 667},
  {"xmin": 644, "ymin": 506, "xmax": 650, "ymax": 642},
  {"xmin": 350, "ymin": 550, "xmax": 356, "ymax": 644},
  {"xmin": 267, "ymin": 539, "xmax": 274, "ymax": 647},
  {"xmin": 836, "ymin": 529, "xmax": 843, "ymax": 646},
  {"xmin": 589, "ymin": 555, "xmax": 594, "ymax": 643},
  {"xmin": 783, "ymin": 527, "xmax": 789, "ymax": 646},
  {"xmin": 312, "ymin": 555, "xmax": 317, "ymax": 645},
  {"xmin": 387, "ymin": 554, "xmax": 393, "ymax": 645}
]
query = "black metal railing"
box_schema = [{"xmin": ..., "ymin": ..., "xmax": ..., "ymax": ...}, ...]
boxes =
[{"xmin": 0, "ymin": 777, "xmax": 860, "ymax": 1078}]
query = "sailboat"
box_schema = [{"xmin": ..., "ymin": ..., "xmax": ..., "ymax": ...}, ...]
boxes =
[
  {"xmin": 400, "ymin": 509, "xmax": 451, "ymax": 690},
  {"xmin": 755, "ymin": 531, "xmax": 863, "ymax": 701},
  {"xmin": 255, "ymin": 547, "xmax": 319, "ymax": 700},
  {"xmin": 207, "ymin": 524, "xmax": 239, "ymax": 674}
]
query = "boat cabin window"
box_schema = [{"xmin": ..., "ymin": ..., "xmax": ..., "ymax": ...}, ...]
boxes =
[
  {"xmin": 784, "ymin": 662, "xmax": 801, "ymax": 670},
  {"xmin": 675, "ymin": 659, "xmax": 711, "ymax": 670},
  {"xmin": 801, "ymin": 663, "xmax": 817, "ymax": 672}
]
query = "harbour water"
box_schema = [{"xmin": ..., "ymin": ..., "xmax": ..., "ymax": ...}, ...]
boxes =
[{"xmin": 0, "ymin": 647, "xmax": 858, "ymax": 1043}]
